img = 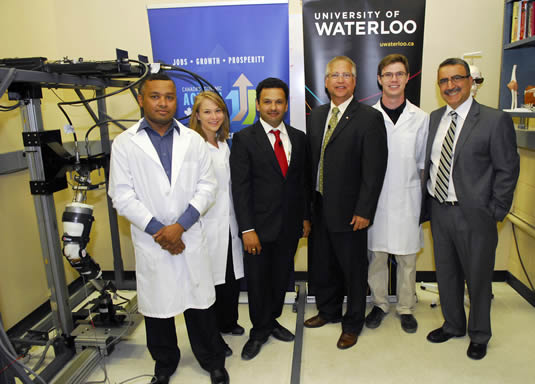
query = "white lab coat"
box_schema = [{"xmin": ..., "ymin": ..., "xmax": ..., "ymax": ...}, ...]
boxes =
[
  {"xmin": 108, "ymin": 119, "xmax": 217, "ymax": 318},
  {"xmin": 203, "ymin": 141, "xmax": 244, "ymax": 285},
  {"xmin": 368, "ymin": 100, "xmax": 429, "ymax": 255}
]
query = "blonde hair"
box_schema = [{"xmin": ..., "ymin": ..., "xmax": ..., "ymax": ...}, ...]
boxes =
[{"xmin": 190, "ymin": 91, "xmax": 230, "ymax": 142}]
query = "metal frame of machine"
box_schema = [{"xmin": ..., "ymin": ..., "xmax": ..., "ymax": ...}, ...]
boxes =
[{"xmin": 0, "ymin": 52, "xmax": 228, "ymax": 383}]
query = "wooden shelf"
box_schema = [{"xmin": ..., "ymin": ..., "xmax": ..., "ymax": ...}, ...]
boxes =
[
  {"xmin": 515, "ymin": 129, "xmax": 535, "ymax": 150},
  {"xmin": 505, "ymin": 35, "xmax": 535, "ymax": 49},
  {"xmin": 504, "ymin": 110, "xmax": 535, "ymax": 117}
]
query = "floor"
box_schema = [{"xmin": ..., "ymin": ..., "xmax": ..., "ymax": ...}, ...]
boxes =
[{"xmin": 67, "ymin": 283, "xmax": 535, "ymax": 383}]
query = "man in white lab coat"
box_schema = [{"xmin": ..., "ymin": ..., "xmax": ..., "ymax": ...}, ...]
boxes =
[
  {"xmin": 108, "ymin": 73, "xmax": 229, "ymax": 384},
  {"xmin": 366, "ymin": 54, "xmax": 429, "ymax": 333}
]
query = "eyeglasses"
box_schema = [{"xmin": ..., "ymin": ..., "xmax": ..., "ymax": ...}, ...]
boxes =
[
  {"xmin": 380, "ymin": 71, "xmax": 407, "ymax": 80},
  {"xmin": 327, "ymin": 72, "xmax": 354, "ymax": 80},
  {"xmin": 438, "ymin": 75, "xmax": 470, "ymax": 86}
]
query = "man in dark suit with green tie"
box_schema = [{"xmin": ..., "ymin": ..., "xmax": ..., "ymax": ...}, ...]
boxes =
[{"xmin": 304, "ymin": 56, "xmax": 388, "ymax": 350}]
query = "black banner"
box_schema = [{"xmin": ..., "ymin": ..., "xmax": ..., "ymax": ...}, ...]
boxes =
[{"xmin": 303, "ymin": 0, "xmax": 426, "ymax": 111}]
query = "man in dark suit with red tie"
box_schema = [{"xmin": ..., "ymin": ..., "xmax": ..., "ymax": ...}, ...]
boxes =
[
  {"xmin": 230, "ymin": 77, "xmax": 310, "ymax": 360},
  {"xmin": 304, "ymin": 56, "xmax": 388, "ymax": 350}
]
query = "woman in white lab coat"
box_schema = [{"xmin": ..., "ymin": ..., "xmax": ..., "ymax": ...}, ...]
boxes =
[{"xmin": 191, "ymin": 91, "xmax": 245, "ymax": 335}]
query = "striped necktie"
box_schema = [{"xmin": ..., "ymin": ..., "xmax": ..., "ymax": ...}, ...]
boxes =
[
  {"xmin": 319, "ymin": 106, "xmax": 339, "ymax": 194},
  {"xmin": 434, "ymin": 111, "xmax": 457, "ymax": 203}
]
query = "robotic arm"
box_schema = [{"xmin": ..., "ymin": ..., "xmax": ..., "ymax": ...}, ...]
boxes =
[
  {"xmin": 61, "ymin": 165, "xmax": 115, "ymax": 294},
  {"xmin": 61, "ymin": 167, "xmax": 124, "ymax": 326},
  {"xmin": 62, "ymin": 202, "xmax": 104, "ymax": 289}
]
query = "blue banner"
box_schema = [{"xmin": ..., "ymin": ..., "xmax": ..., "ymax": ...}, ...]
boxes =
[{"xmin": 147, "ymin": 2, "xmax": 290, "ymax": 135}]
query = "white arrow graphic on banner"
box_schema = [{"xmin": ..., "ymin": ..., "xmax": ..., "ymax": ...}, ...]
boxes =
[{"xmin": 232, "ymin": 74, "xmax": 253, "ymax": 121}]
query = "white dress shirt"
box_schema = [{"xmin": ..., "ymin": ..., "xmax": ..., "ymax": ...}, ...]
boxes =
[
  {"xmin": 259, "ymin": 117, "xmax": 292, "ymax": 164},
  {"xmin": 242, "ymin": 118, "xmax": 292, "ymax": 234},
  {"xmin": 427, "ymin": 96, "xmax": 474, "ymax": 202}
]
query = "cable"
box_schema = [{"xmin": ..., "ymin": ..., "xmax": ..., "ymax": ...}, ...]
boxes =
[
  {"xmin": 84, "ymin": 119, "xmax": 138, "ymax": 156},
  {"xmin": 56, "ymin": 59, "xmax": 149, "ymax": 126},
  {"xmin": 105, "ymin": 299, "xmax": 136, "ymax": 350},
  {"xmin": 79, "ymin": 275, "xmax": 137, "ymax": 383},
  {"xmin": 80, "ymin": 276, "xmax": 112, "ymax": 384},
  {"xmin": 49, "ymin": 88, "xmax": 94, "ymax": 105},
  {"xmin": 84, "ymin": 357, "xmax": 109, "ymax": 384},
  {"xmin": 0, "ymin": 102, "xmax": 21, "ymax": 111},
  {"xmin": 85, "ymin": 119, "xmax": 137, "ymax": 141},
  {"xmin": 0, "ymin": 354, "xmax": 24, "ymax": 374},
  {"xmin": 114, "ymin": 292, "xmax": 131, "ymax": 302},
  {"xmin": 118, "ymin": 374, "xmax": 157, "ymax": 384},
  {"xmin": 0, "ymin": 316, "xmax": 16, "ymax": 356},
  {"xmin": 158, "ymin": 63, "xmax": 224, "ymax": 122},
  {"xmin": 1, "ymin": 313, "xmax": 50, "ymax": 384},
  {"xmin": 0, "ymin": 332, "xmax": 47, "ymax": 384},
  {"xmin": 161, "ymin": 63, "xmax": 219, "ymax": 93},
  {"xmin": 56, "ymin": 59, "xmax": 149, "ymax": 146},
  {"xmin": 512, "ymin": 224, "xmax": 535, "ymax": 292},
  {"xmin": 0, "ymin": 345, "xmax": 29, "ymax": 384},
  {"xmin": 61, "ymin": 59, "xmax": 149, "ymax": 105},
  {"xmin": 81, "ymin": 63, "xmax": 216, "ymax": 151},
  {"xmin": 31, "ymin": 337, "xmax": 54, "ymax": 372}
]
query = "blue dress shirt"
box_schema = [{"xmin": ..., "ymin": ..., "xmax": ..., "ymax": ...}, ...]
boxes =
[{"xmin": 137, "ymin": 119, "xmax": 200, "ymax": 235}]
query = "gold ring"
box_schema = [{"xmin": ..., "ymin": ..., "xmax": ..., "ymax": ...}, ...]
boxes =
[{"xmin": 252, "ymin": 248, "xmax": 256, "ymax": 251}]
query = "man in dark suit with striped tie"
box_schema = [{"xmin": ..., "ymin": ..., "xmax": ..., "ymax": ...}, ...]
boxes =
[{"xmin": 420, "ymin": 58, "xmax": 519, "ymax": 360}]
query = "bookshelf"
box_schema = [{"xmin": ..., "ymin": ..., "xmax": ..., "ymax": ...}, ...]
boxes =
[
  {"xmin": 500, "ymin": 0, "xmax": 535, "ymax": 113},
  {"xmin": 504, "ymin": 34, "xmax": 535, "ymax": 49},
  {"xmin": 500, "ymin": 0, "xmax": 535, "ymax": 143}
]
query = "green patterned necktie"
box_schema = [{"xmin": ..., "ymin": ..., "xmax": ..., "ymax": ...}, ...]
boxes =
[{"xmin": 319, "ymin": 106, "xmax": 340, "ymax": 194}]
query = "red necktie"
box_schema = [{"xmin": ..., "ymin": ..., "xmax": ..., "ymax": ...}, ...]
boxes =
[{"xmin": 270, "ymin": 129, "xmax": 288, "ymax": 177}]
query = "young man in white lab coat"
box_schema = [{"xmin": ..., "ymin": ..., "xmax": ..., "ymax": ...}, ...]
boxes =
[
  {"xmin": 366, "ymin": 54, "xmax": 429, "ymax": 334},
  {"xmin": 108, "ymin": 73, "xmax": 229, "ymax": 384}
]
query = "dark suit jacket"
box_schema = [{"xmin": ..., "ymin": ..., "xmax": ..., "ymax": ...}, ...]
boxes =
[
  {"xmin": 420, "ymin": 100, "xmax": 520, "ymax": 224},
  {"xmin": 230, "ymin": 121, "xmax": 310, "ymax": 243},
  {"xmin": 307, "ymin": 98, "xmax": 388, "ymax": 232}
]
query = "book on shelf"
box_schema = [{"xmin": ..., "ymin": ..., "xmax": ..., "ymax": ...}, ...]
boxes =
[
  {"xmin": 528, "ymin": 1, "xmax": 535, "ymax": 37},
  {"xmin": 527, "ymin": 1, "xmax": 532, "ymax": 38},
  {"xmin": 520, "ymin": 0, "xmax": 527, "ymax": 40},
  {"xmin": 511, "ymin": 0, "xmax": 520, "ymax": 42},
  {"xmin": 510, "ymin": 1, "xmax": 535, "ymax": 42}
]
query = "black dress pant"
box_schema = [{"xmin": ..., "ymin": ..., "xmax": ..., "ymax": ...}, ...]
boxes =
[
  {"xmin": 309, "ymin": 193, "xmax": 369, "ymax": 334},
  {"xmin": 215, "ymin": 232, "xmax": 242, "ymax": 332},
  {"xmin": 244, "ymin": 233, "xmax": 299, "ymax": 341},
  {"xmin": 144, "ymin": 304, "xmax": 225, "ymax": 376}
]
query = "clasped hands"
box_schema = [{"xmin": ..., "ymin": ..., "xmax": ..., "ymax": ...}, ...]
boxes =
[{"xmin": 153, "ymin": 223, "xmax": 185, "ymax": 255}]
